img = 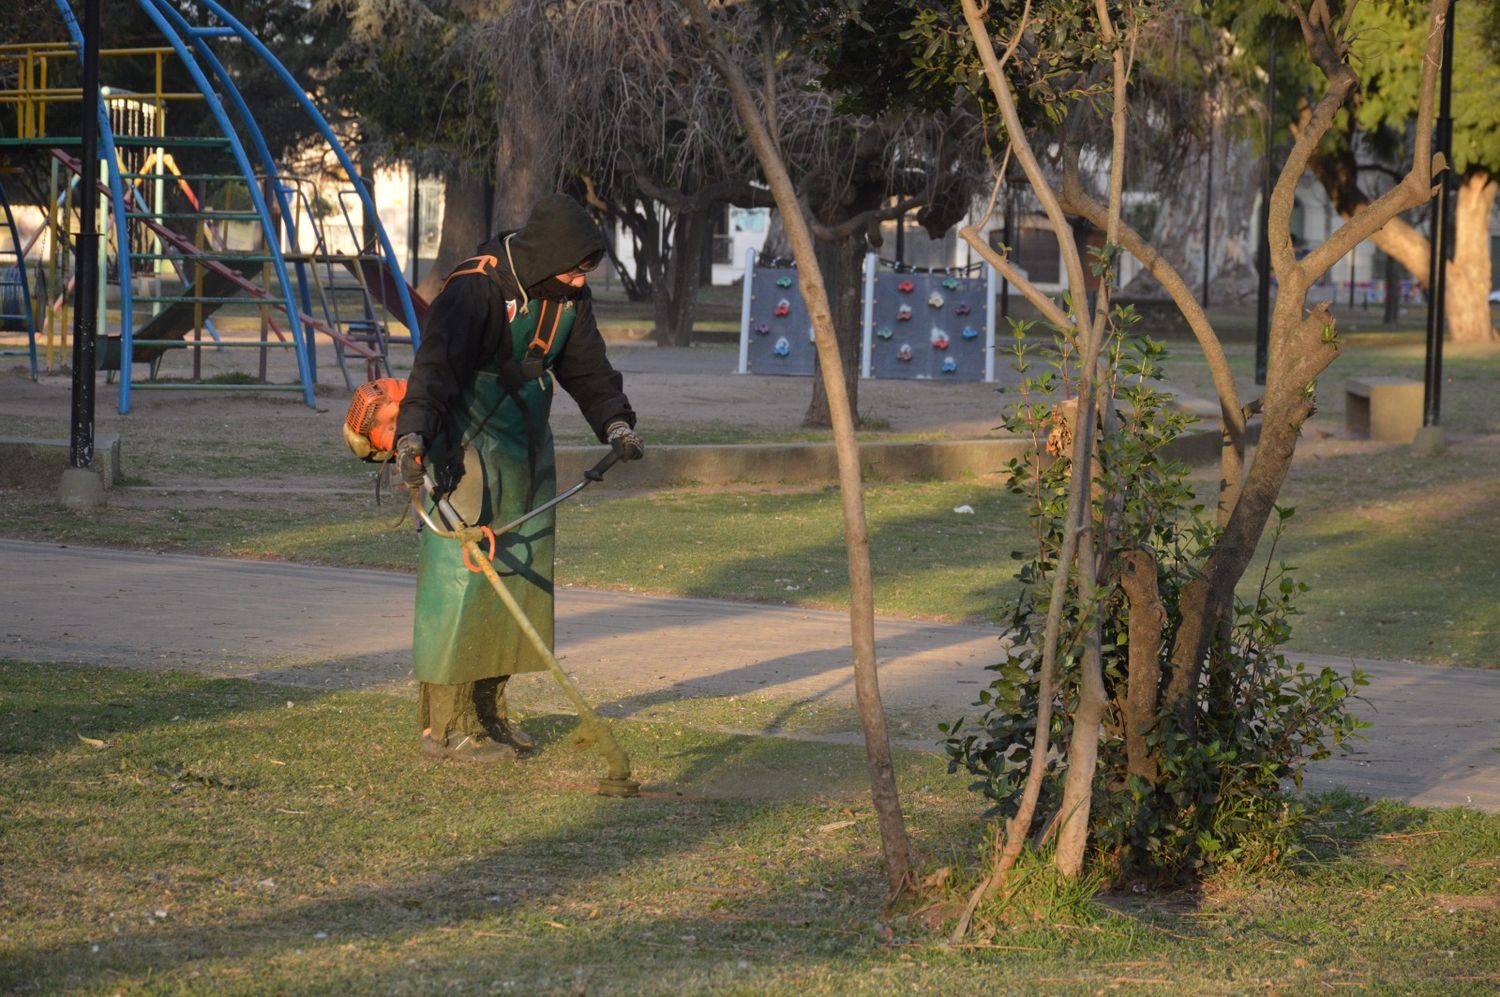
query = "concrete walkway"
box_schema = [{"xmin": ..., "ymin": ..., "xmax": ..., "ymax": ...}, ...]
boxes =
[{"xmin": 2, "ymin": 538, "xmax": 1496, "ymax": 811}]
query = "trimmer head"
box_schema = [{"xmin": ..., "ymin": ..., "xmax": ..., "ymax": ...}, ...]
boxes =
[{"xmin": 596, "ymin": 777, "xmax": 641, "ymax": 798}]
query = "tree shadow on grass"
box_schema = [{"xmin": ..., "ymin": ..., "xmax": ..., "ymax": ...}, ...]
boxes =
[
  {"xmin": 0, "ymin": 671, "xmax": 916, "ymax": 992},
  {"xmin": 0, "ymin": 659, "xmax": 322, "ymax": 758},
  {"xmin": 5, "ymin": 670, "xmax": 1492, "ymax": 991}
]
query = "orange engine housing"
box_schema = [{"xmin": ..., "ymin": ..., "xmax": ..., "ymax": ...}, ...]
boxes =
[{"xmin": 342, "ymin": 377, "xmax": 408, "ymax": 462}]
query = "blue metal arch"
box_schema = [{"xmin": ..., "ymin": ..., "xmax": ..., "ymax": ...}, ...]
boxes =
[
  {"xmin": 139, "ymin": 0, "xmax": 318, "ymax": 364},
  {"xmin": 129, "ymin": 0, "xmax": 317, "ymax": 409},
  {"xmin": 52, "ymin": 0, "xmax": 422, "ymax": 411},
  {"xmin": 187, "ymin": 0, "xmax": 422, "ymax": 348}
]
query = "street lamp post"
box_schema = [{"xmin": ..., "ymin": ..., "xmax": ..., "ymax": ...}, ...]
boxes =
[
  {"xmin": 1417, "ymin": 0, "xmax": 1457, "ymax": 455},
  {"xmin": 61, "ymin": 0, "xmax": 104, "ymax": 509}
]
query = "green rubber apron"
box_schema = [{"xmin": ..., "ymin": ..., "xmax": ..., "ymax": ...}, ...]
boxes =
[{"xmin": 411, "ymin": 297, "xmax": 576, "ymax": 685}]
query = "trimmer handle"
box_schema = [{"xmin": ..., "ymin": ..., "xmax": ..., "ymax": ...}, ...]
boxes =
[{"xmin": 585, "ymin": 448, "xmax": 624, "ymax": 482}]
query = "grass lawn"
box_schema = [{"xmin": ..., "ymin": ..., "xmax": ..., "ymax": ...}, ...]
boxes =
[
  {"xmin": 1157, "ymin": 333, "xmax": 1500, "ymax": 436},
  {"xmin": 8, "ymin": 454, "xmax": 1494, "ymax": 665},
  {"xmin": 591, "ymin": 284, "xmax": 746, "ymax": 337},
  {"xmin": 2, "ymin": 660, "xmax": 1497, "ymax": 994}
]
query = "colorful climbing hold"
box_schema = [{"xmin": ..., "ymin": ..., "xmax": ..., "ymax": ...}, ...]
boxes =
[
  {"xmin": 774, "ymin": 299, "xmax": 791, "ymax": 317},
  {"xmin": 773, "ymin": 336, "xmax": 791, "ymax": 357},
  {"xmin": 753, "ymin": 322, "xmax": 770, "ymax": 335},
  {"xmin": 941, "ymin": 357, "xmax": 958, "ymax": 373},
  {"xmin": 897, "ymin": 344, "xmax": 913, "ymax": 362},
  {"xmin": 776, "ymin": 275, "xmax": 793, "ymax": 288},
  {"xmin": 961, "ymin": 326, "xmax": 979, "ymax": 340},
  {"xmin": 897, "ymin": 304, "xmax": 913, "ymax": 321},
  {"xmin": 942, "ymin": 277, "xmax": 960, "ymax": 290},
  {"xmin": 928, "ymin": 292, "xmax": 945, "ymax": 309},
  {"xmin": 931, "ymin": 330, "xmax": 951, "ymax": 350},
  {"xmin": 897, "ymin": 280, "xmax": 915, "ymax": 294},
  {"xmin": 954, "ymin": 302, "xmax": 972, "ymax": 316},
  {"xmin": 876, "ymin": 326, "xmax": 893, "ymax": 340}
]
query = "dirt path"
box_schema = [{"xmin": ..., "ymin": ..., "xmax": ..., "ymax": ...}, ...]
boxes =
[{"xmin": 4, "ymin": 538, "xmax": 1497, "ymax": 811}]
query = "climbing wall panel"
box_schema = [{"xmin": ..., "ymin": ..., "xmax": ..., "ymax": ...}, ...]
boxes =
[
  {"xmin": 743, "ymin": 264, "xmax": 817, "ymax": 376},
  {"xmin": 866, "ymin": 270, "xmax": 988, "ymax": 381}
]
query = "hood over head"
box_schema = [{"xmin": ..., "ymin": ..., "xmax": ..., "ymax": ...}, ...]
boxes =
[{"xmin": 494, "ymin": 193, "xmax": 607, "ymax": 298}]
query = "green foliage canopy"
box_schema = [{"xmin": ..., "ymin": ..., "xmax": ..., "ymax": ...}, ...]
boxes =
[{"xmin": 1350, "ymin": 0, "xmax": 1500, "ymax": 174}]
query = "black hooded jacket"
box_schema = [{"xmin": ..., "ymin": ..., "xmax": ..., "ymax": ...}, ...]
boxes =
[{"xmin": 395, "ymin": 194, "xmax": 635, "ymax": 446}]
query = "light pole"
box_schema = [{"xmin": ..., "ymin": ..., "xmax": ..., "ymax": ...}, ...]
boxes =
[
  {"xmin": 1416, "ymin": 0, "xmax": 1456, "ymax": 455},
  {"xmin": 62, "ymin": 0, "xmax": 103, "ymax": 509}
]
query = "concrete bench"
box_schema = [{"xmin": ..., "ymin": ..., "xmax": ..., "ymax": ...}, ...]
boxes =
[{"xmin": 1345, "ymin": 376, "xmax": 1423, "ymax": 443}]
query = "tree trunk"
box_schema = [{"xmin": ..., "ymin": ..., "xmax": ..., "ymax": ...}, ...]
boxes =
[
  {"xmin": 1119, "ymin": 549, "xmax": 1165, "ymax": 785},
  {"xmin": 1053, "ymin": 639, "xmax": 1106, "ymax": 877},
  {"xmin": 1168, "ymin": 301, "xmax": 1341, "ymax": 722},
  {"xmin": 762, "ymin": 209, "xmax": 791, "ymax": 259},
  {"xmin": 684, "ymin": 0, "xmax": 913, "ymax": 896},
  {"xmin": 803, "ymin": 235, "xmax": 864, "ymax": 428},
  {"xmin": 1383, "ymin": 248, "xmax": 1401, "ymax": 324},
  {"xmin": 1055, "ymin": 496, "xmax": 1107, "ymax": 879},
  {"xmin": 358, "ymin": 147, "xmax": 378, "ymax": 254},
  {"xmin": 1449, "ymin": 169, "xmax": 1498, "ymax": 344},
  {"xmin": 618, "ymin": 200, "xmax": 660, "ymax": 303},
  {"xmin": 418, "ymin": 169, "xmax": 488, "ymax": 301},
  {"xmin": 653, "ymin": 205, "xmax": 709, "ymax": 347},
  {"xmin": 492, "ymin": 97, "xmax": 558, "ymax": 233},
  {"xmin": 1122, "ymin": 131, "xmax": 1260, "ymax": 302}
]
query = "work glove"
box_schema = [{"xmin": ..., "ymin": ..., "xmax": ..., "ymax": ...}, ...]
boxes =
[
  {"xmin": 395, "ymin": 433, "xmax": 427, "ymax": 489},
  {"xmin": 606, "ymin": 420, "xmax": 645, "ymax": 461}
]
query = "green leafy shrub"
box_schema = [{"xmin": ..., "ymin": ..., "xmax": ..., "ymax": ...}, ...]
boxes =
[{"xmin": 943, "ymin": 315, "xmax": 1367, "ymax": 881}]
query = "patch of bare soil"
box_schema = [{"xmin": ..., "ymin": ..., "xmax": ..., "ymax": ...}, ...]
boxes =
[
  {"xmin": 1430, "ymin": 889, "xmax": 1500, "ymax": 912},
  {"xmin": 2, "ymin": 338, "xmax": 1012, "ymax": 457}
]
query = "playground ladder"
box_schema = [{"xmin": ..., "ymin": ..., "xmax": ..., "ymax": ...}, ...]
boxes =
[
  {"xmin": 52, "ymin": 150, "xmax": 392, "ymax": 387},
  {"xmin": 280, "ymin": 177, "xmax": 408, "ymax": 391},
  {"xmin": 0, "ymin": 179, "xmax": 39, "ymax": 378}
]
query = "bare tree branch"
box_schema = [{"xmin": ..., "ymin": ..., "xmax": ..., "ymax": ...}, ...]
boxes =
[
  {"xmin": 811, "ymin": 196, "xmax": 924, "ymax": 242},
  {"xmin": 1057, "ymin": 165, "xmax": 1248, "ymax": 515},
  {"xmin": 681, "ymin": 0, "xmax": 916, "ymax": 899},
  {"xmin": 1300, "ymin": 1, "xmax": 1448, "ymax": 278}
]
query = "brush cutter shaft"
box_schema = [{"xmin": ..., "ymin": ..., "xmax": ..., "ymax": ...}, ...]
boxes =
[
  {"xmin": 490, "ymin": 449, "xmax": 622, "ymax": 538},
  {"xmin": 414, "ymin": 448, "xmax": 621, "ymax": 539}
]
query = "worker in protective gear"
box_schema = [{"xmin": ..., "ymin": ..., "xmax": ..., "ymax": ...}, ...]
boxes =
[{"xmin": 394, "ymin": 193, "xmax": 644, "ymax": 763}]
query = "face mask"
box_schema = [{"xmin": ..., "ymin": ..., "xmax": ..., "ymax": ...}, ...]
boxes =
[{"xmin": 527, "ymin": 276, "xmax": 582, "ymax": 301}]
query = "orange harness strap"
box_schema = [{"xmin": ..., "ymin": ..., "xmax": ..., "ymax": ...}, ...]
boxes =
[
  {"xmin": 526, "ymin": 299, "xmax": 565, "ymax": 357},
  {"xmin": 442, "ymin": 254, "xmax": 500, "ymax": 291}
]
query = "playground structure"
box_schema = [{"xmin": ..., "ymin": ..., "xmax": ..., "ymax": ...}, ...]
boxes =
[
  {"xmin": 0, "ymin": 0, "xmax": 424, "ymax": 412},
  {"xmin": 739, "ymin": 251, "xmax": 998, "ymax": 382},
  {"xmin": 0, "ymin": 179, "xmax": 39, "ymax": 377}
]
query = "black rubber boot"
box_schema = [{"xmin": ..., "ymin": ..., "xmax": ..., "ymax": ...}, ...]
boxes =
[
  {"xmin": 475, "ymin": 676, "xmax": 535, "ymax": 755},
  {"xmin": 482, "ymin": 716, "xmax": 535, "ymax": 756}
]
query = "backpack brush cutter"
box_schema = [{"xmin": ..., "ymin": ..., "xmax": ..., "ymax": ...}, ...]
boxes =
[{"xmin": 344, "ymin": 377, "xmax": 639, "ymax": 798}]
